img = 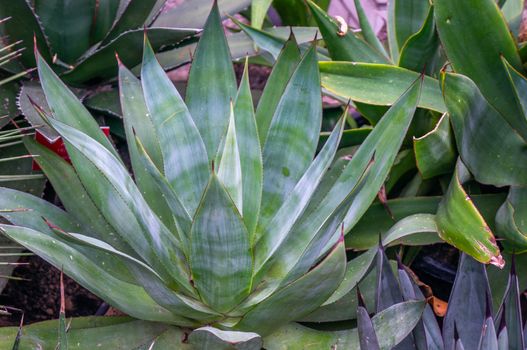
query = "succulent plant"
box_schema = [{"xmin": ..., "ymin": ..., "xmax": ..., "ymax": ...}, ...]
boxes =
[{"xmin": 0, "ymin": 1, "xmax": 427, "ymax": 343}]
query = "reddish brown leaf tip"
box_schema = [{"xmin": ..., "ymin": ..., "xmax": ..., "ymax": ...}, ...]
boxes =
[
  {"xmin": 115, "ymin": 52, "xmax": 122, "ymax": 66},
  {"xmin": 59, "ymin": 269, "xmax": 65, "ymax": 314}
]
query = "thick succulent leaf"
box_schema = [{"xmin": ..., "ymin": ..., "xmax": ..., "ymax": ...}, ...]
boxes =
[
  {"xmin": 0, "ymin": 225, "xmax": 188, "ymax": 325},
  {"xmin": 251, "ymin": 0, "xmax": 273, "ymax": 29},
  {"xmin": 306, "ymin": 0, "xmax": 391, "ymax": 64},
  {"xmin": 141, "ymin": 36, "xmax": 209, "ymax": 217},
  {"xmin": 185, "ymin": 1, "xmax": 237, "ymax": 160},
  {"xmin": 496, "ymin": 187, "xmax": 527, "ymax": 252},
  {"xmin": 257, "ymin": 44, "xmax": 322, "ymax": 236},
  {"xmin": 441, "ymin": 72, "xmax": 527, "ymax": 187},
  {"xmin": 18, "ymin": 82, "xmax": 58, "ymax": 140},
  {"xmin": 494, "ymin": 258, "xmax": 524, "ymax": 350},
  {"xmin": 153, "ymin": 0, "xmax": 251, "ymax": 28},
  {"xmin": 398, "ymin": 5, "xmax": 439, "ymax": 74},
  {"xmin": 0, "ymin": 317, "xmax": 193, "ymax": 349},
  {"xmin": 24, "ymin": 138, "xmax": 127, "ymax": 251},
  {"xmin": 101, "ymin": 0, "xmax": 160, "ymax": 44},
  {"xmin": 90, "ymin": 0, "xmax": 119, "ymax": 44},
  {"xmin": 46, "ymin": 117, "xmax": 194, "ymax": 295},
  {"xmin": 235, "ymin": 238, "xmax": 346, "ymax": 336},
  {"xmin": 254, "ymin": 117, "xmax": 344, "ymax": 276},
  {"xmin": 498, "ymin": 325, "xmax": 509, "ymax": 350},
  {"xmin": 263, "ymin": 301, "xmax": 424, "ymax": 349},
  {"xmin": 189, "ymin": 327, "xmax": 262, "ymax": 350},
  {"xmin": 478, "ymin": 309, "xmax": 498, "ymax": 350},
  {"xmin": 234, "ymin": 60, "xmax": 262, "ymax": 237},
  {"xmin": 218, "ymin": 105, "xmax": 243, "ymax": 213},
  {"xmin": 436, "ymin": 161, "xmax": 503, "ymax": 265},
  {"xmin": 0, "ymin": 0, "xmax": 51, "ymax": 67},
  {"xmin": 63, "ymin": 28, "xmax": 199, "ymax": 86},
  {"xmin": 387, "ymin": 0, "xmax": 429, "ymax": 62},
  {"xmin": 118, "ymin": 60, "xmax": 178, "ymax": 234},
  {"xmin": 357, "ymin": 304, "xmax": 381, "ymax": 350},
  {"xmin": 413, "ymin": 113, "xmax": 456, "ymax": 179},
  {"xmin": 36, "ymin": 48, "xmax": 118, "ymax": 159},
  {"xmin": 255, "ymin": 35, "xmax": 301, "ymax": 146},
  {"xmin": 353, "ymin": 0, "xmax": 389, "ymax": 58},
  {"xmin": 34, "ymin": 0, "xmax": 95, "ymax": 64},
  {"xmin": 435, "ymin": 0, "xmax": 527, "ymax": 140},
  {"xmin": 190, "ymin": 174, "xmax": 252, "ymax": 313},
  {"xmin": 443, "ymin": 253, "xmax": 493, "ymax": 350},
  {"xmin": 320, "ymin": 62, "xmax": 446, "ymax": 113}
]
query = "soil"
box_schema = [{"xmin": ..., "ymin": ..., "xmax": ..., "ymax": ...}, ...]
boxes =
[{"xmin": 0, "ymin": 255, "xmax": 103, "ymax": 327}]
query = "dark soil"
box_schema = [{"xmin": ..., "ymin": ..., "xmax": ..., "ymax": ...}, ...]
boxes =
[{"xmin": 0, "ymin": 254, "xmax": 102, "ymax": 326}]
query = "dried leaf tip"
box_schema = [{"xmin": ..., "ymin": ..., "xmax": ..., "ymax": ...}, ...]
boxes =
[
  {"xmin": 115, "ymin": 51, "xmax": 122, "ymax": 66},
  {"xmin": 59, "ymin": 269, "xmax": 65, "ymax": 315},
  {"xmin": 489, "ymin": 254, "xmax": 505, "ymax": 269}
]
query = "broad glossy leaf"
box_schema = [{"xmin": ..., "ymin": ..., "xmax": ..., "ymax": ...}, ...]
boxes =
[
  {"xmin": 190, "ymin": 174, "xmax": 252, "ymax": 313},
  {"xmin": 443, "ymin": 253, "xmax": 493, "ymax": 350},
  {"xmin": 234, "ymin": 61, "xmax": 262, "ymax": 237},
  {"xmin": 435, "ymin": 0, "xmax": 527, "ymax": 140},
  {"xmin": 186, "ymin": 2, "xmax": 237, "ymax": 160},
  {"xmin": 436, "ymin": 161, "xmax": 503, "ymax": 265},
  {"xmin": 255, "ymin": 35, "xmax": 301, "ymax": 146},
  {"xmin": 46, "ymin": 117, "xmax": 194, "ymax": 295},
  {"xmin": 441, "ymin": 72, "xmax": 527, "ymax": 187},
  {"xmin": 0, "ymin": 0, "xmax": 51, "ymax": 67},
  {"xmin": 494, "ymin": 258, "xmax": 524, "ymax": 350},
  {"xmin": 0, "ymin": 317, "xmax": 193, "ymax": 349},
  {"xmin": 35, "ymin": 0, "xmax": 94, "ymax": 64},
  {"xmin": 254, "ymin": 117, "xmax": 344, "ymax": 277},
  {"xmin": 398, "ymin": 5, "xmax": 439, "ymax": 74},
  {"xmin": 36, "ymin": 48, "xmax": 118, "ymax": 159},
  {"xmin": 118, "ymin": 61, "xmax": 178, "ymax": 234},
  {"xmin": 413, "ymin": 113, "xmax": 456, "ymax": 179},
  {"xmin": 235, "ymin": 238, "xmax": 345, "ymax": 336},
  {"xmin": 63, "ymin": 28, "xmax": 199, "ymax": 85},
  {"xmin": 189, "ymin": 327, "xmax": 262, "ymax": 350},
  {"xmin": 387, "ymin": 0, "xmax": 429, "ymax": 62},
  {"xmin": 0, "ymin": 225, "xmax": 186, "ymax": 325},
  {"xmin": 320, "ymin": 62, "xmax": 446, "ymax": 113},
  {"xmin": 306, "ymin": 0, "xmax": 390, "ymax": 64},
  {"xmin": 257, "ymin": 44, "xmax": 321, "ymax": 235},
  {"xmin": 218, "ymin": 105, "xmax": 243, "ymax": 212},
  {"xmin": 354, "ymin": 0, "xmax": 389, "ymax": 58},
  {"xmin": 496, "ymin": 187, "xmax": 527, "ymax": 252},
  {"xmin": 141, "ymin": 36, "xmax": 209, "ymax": 217}
]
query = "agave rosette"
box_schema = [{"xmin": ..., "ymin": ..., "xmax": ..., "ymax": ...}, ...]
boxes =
[{"xmin": 0, "ymin": 3, "xmax": 423, "ymax": 336}]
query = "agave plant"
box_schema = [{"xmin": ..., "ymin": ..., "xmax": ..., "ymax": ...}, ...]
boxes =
[{"xmin": 0, "ymin": 2, "xmax": 430, "ymax": 347}]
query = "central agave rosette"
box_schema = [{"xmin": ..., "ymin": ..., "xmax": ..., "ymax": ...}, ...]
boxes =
[{"xmin": 0, "ymin": 3, "xmax": 421, "ymax": 337}]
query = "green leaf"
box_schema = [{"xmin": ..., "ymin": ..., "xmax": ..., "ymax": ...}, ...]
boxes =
[
  {"xmin": 0, "ymin": 317, "xmax": 193, "ymax": 349},
  {"xmin": 118, "ymin": 60, "xmax": 178, "ymax": 235},
  {"xmin": 320, "ymin": 62, "xmax": 446, "ymax": 113},
  {"xmin": 218, "ymin": 105, "xmax": 243, "ymax": 213},
  {"xmin": 153, "ymin": 0, "xmax": 251, "ymax": 28},
  {"xmin": 46, "ymin": 117, "xmax": 194, "ymax": 295},
  {"xmin": 255, "ymin": 35, "xmax": 301, "ymax": 146},
  {"xmin": 34, "ymin": 0, "xmax": 95, "ymax": 64},
  {"xmin": 443, "ymin": 253, "xmax": 493, "ymax": 350},
  {"xmin": 257, "ymin": 44, "xmax": 322, "ymax": 235},
  {"xmin": 234, "ymin": 61, "xmax": 262, "ymax": 237},
  {"xmin": 190, "ymin": 174, "xmax": 252, "ymax": 313},
  {"xmin": 18, "ymin": 82, "xmax": 58, "ymax": 141},
  {"xmin": 387, "ymin": 0, "xmax": 430, "ymax": 62},
  {"xmin": 141, "ymin": 35, "xmax": 209, "ymax": 217},
  {"xmin": 413, "ymin": 113, "xmax": 456, "ymax": 179},
  {"xmin": 0, "ymin": 0, "xmax": 51, "ymax": 67},
  {"xmin": 189, "ymin": 327, "xmax": 262, "ymax": 350},
  {"xmin": 306, "ymin": 0, "xmax": 391, "ymax": 64},
  {"xmin": 0, "ymin": 226, "xmax": 187, "ymax": 325},
  {"xmin": 357, "ymin": 301, "xmax": 380, "ymax": 350},
  {"xmin": 235, "ymin": 238, "xmax": 346, "ymax": 336},
  {"xmin": 36, "ymin": 48, "xmax": 118, "ymax": 159},
  {"xmin": 84, "ymin": 89, "xmax": 122, "ymax": 118},
  {"xmin": 496, "ymin": 187, "xmax": 527, "ymax": 252},
  {"xmin": 441, "ymin": 72, "xmax": 527, "ymax": 187},
  {"xmin": 437, "ymin": 161, "xmax": 503, "ymax": 265},
  {"xmin": 186, "ymin": 1, "xmax": 237, "ymax": 160},
  {"xmin": 354, "ymin": 0, "xmax": 389, "ymax": 59},
  {"xmin": 90, "ymin": 0, "xmax": 119, "ymax": 44},
  {"xmin": 251, "ymin": 0, "xmax": 273, "ymax": 29},
  {"xmin": 398, "ymin": 5, "xmax": 440, "ymax": 74},
  {"xmin": 63, "ymin": 28, "xmax": 199, "ymax": 86},
  {"xmin": 435, "ymin": 0, "xmax": 527, "ymax": 140},
  {"xmin": 478, "ymin": 306, "xmax": 498, "ymax": 350}
]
